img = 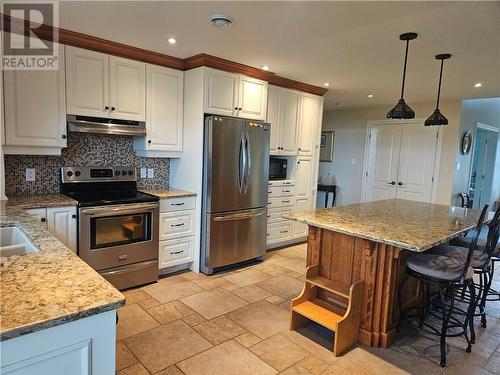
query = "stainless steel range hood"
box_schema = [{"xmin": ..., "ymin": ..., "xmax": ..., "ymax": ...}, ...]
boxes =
[{"xmin": 67, "ymin": 115, "xmax": 147, "ymax": 137}]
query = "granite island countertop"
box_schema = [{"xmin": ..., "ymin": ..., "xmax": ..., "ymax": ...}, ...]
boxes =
[
  {"xmin": 0, "ymin": 200, "xmax": 125, "ymax": 341},
  {"xmin": 139, "ymin": 188, "xmax": 197, "ymax": 199},
  {"xmin": 287, "ymin": 199, "xmax": 486, "ymax": 252}
]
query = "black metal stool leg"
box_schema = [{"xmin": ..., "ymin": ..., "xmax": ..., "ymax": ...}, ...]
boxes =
[
  {"xmin": 480, "ymin": 271, "xmax": 492, "ymax": 328},
  {"xmin": 467, "ymin": 280, "xmax": 476, "ymax": 345},
  {"xmin": 439, "ymin": 286, "xmax": 454, "ymax": 368}
]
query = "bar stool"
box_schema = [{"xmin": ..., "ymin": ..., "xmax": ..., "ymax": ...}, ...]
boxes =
[
  {"xmin": 431, "ymin": 206, "xmax": 500, "ymax": 328},
  {"xmin": 399, "ymin": 204, "xmax": 489, "ymax": 367}
]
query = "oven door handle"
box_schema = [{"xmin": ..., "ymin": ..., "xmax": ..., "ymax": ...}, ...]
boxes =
[{"xmin": 80, "ymin": 203, "xmax": 159, "ymax": 216}]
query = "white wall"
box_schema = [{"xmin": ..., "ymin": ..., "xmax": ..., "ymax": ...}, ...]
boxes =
[
  {"xmin": 318, "ymin": 99, "xmax": 462, "ymax": 206},
  {"xmin": 452, "ymin": 98, "xmax": 500, "ymax": 206}
]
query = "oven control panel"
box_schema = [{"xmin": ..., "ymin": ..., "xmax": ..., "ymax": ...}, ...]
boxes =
[{"xmin": 61, "ymin": 166, "xmax": 137, "ymax": 183}]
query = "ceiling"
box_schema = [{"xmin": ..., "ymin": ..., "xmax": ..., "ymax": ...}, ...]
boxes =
[{"xmin": 59, "ymin": 1, "xmax": 500, "ymax": 110}]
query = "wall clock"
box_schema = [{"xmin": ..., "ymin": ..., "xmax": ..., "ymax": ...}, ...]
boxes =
[{"xmin": 461, "ymin": 131, "xmax": 472, "ymax": 155}]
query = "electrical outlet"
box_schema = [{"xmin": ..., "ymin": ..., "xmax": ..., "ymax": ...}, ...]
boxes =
[
  {"xmin": 26, "ymin": 168, "xmax": 36, "ymax": 182},
  {"xmin": 140, "ymin": 168, "xmax": 147, "ymax": 178},
  {"xmin": 147, "ymin": 168, "xmax": 154, "ymax": 179}
]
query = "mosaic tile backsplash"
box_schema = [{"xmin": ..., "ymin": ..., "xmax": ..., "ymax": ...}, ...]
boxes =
[{"xmin": 4, "ymin": 132, "xmax": 170, "ymax": 196}]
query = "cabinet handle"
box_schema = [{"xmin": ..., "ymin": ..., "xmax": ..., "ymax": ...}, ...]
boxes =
[
  {"xmin": 398, "ymin": 182, "xmax": 405, "ymax": 186},
  {"xmin": 266, "ymin": 233, "xmax": 270, "ymax": 237},
  {"xmin": 298, "ymin": 148, "xmax": 302, "ymax": 151},
  {"xmin": 171, "ymin": 202, "xmax": 185, "ymax": 206},
  {"xmin": 41, "ymin": 218, "xmax": 46, "ymax": 223},
  {"xmin": 111, "ymin": 107, "xmax": 116, "ymax": 111},
  {"xmin": 283, "ymin": 190, "xmax": 290, "ymax": 193},
  {"xmin": 72, "ymin": 214, "xmax": 76, "ymax": 219},
  {"xmin": 148, "ymin": 140, "xmax": 152, "ymax": 144},
  {"xmin": 297, "ymin": 161, "xmax": 301, "ymax": 164},
  {"xmin": 283, "ymin": 200, "xmax": 290, "ymax": 203},
  {"xmin": 171, "ymin": 223, "xmax": 185, "ymax": 227},
  {"xmin": 105, "ymin": 106, "xmax": 109, "ymax": 110},
  {"xmin": 280, "ymin": 230, "xmax": 288, "ymax": 234},
  {"xmin": 61, "ymin": 134, "xmax": 67, "ymax": 139},
  {"xmin": 235, "ymin": 107, "xmax": 239, "ymax": 110},
  {"xmin": 239, "ymin": 107, "xmax": 242, "ymax": 111},
  {"xmin": 387, "ymin": 181, "xmax": 396, "ymax": 185},
  {"xmin": 170, "ymin": 250, "xmax": 183, "ymax": 255}
]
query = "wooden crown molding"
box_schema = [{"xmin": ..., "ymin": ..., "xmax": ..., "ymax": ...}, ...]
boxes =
[{"xmin": 2, "ymin": 15, "xmax": 328, "ymax": 96}]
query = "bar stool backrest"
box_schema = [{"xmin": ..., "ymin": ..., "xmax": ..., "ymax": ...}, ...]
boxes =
[
  {"xmin": 484, "ymin": 206, "xmax": 500, "ymax": 263},
  {"xmin": 461, "ymin": 204, "xmax": 489, "ymax": 282}
]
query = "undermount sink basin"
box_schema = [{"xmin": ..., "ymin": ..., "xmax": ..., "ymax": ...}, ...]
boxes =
[{"xmin": 0, "ymin": 227, "xmax": 39, "ymax": 257}]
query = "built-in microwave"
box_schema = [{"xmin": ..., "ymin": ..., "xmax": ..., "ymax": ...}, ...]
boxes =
[{"xmin": 269, "ymin": 158, "xmax": 288, "ymax": 180}]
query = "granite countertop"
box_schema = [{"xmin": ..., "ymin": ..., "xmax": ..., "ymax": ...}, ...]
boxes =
[
  {"xmin": 0, "ymin": 201, "xmax": 125, "ymax": 341},
  {"xmin": 140, "ymin": 188, "xmax": 197, "ymax": 199},
  {"xmin": 287, "ymin": 199, "xmax": 485, "ymax": 252},
  {"xmin": 5, "ymin": 194, "xmax": 78, "ymax": 209}
]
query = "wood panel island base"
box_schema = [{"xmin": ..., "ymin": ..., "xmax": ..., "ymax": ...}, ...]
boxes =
[{"xmin": 287, "ymin": 199, "xmax": 485, "ymax": 352}]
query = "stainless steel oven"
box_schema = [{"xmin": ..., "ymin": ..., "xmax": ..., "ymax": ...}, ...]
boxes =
[{"xmin": 79, "ymin": 202, "xmax": 159, "ymax": 290}]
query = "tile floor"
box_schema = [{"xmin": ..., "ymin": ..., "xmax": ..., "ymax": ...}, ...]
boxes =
[{"xmin": 116, "ymin": 243, "xmax": 500, "ymax": 375}]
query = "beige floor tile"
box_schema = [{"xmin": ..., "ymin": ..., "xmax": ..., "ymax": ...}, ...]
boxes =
[
  {"xmin": 278, "ymin": 258, "xmax": 306, "ymax": 275},
  {"xmin": 279, "ymin": 364, "xmax": 314, "ymax": 375},
  {"xmin": 262, "ymin": 252, "xmax": 289, "ymax": 264},
  {"xmin": 124, "ymin": 289, "xmax": 152, "ymax": 305},
  {"xmin": 180, "ymin": 289, "xmax": 248, "ymax": 319},
  {"xmin": 138, "ymin": 298, "xmax": 160, "ymax": 310},
  {"xmin": 442, "ymin": 362, "xmax": 494, "ymax": 375},
  {"xmin": 116, "ymin": 341, "xmax": 138, "ymax": 371},
  {"xmin": 258, "ymin": 275, "xmax": 304, "ymax": 300},
  {"xmin": 193, "ymin": 315, "xmax": 246, "ymax": 345},
  {"xmin": 146, "ymin": 300, "xmax": 195, "ymax": 324},
  {"xmin": 267, "ymin": 295, "xmax": 286, "ymax": 305},
  {"xmin": 157, "ymin": 274, "xmax": 188, "ymax": 286},
  {"xmin": 228, "ymin": 300, "xmax": 289, "ymax": 339},
  {"xmin": 235, "ymin": 331, "xmax": 262, "ymax": 348},
  {"xmin": 179, "ymin": 271, "xmax": 207, "ymax": 281},
  {"xmin": 124, "ymin": 320, "xmax": 212, "ymax": 373},
  {"xmin": 154, "ymin": 365, "xmax": 185, "ymax": 375},
  {"xmin": 276, "ymin": 245, "xmax": 307, "ymax": 259},
  {"xmin": 117, "ymin": 304, "xmax": 160, "ymax": 340},
  {"xmin": 117, "ymin": 362, "xmax": 150, "ymax": 375},
  {"xmin": 177, "ymin": 340, "xmax": 277, "ymax": 375},
  {"xmin": 484, "ymin": 348, "xmax": 500, "ymax": 374},
  {"xmin": 298, "ymin": 355, "xmax": 330, "ymax": 375},
  {"xmin": 223, "ymin": 268, "xmax": 271, "ymax": 287},
  {"xmin": 183, "ymin": 312, "xmax": 207, "ymax": 326},
  {"xmin": 256, "ymin": 262, "xmax": 293, "ymax": 277},
  {"xmin": 143, "ymin": 280, "xmax": 203, "ymax": 304},
  {"xmin": 195, "ymin": 277, "xmax": 235, "ymax": 290},
  {"xmin": 250, "ymin": 333, "xmax": 309, "ymax": 371},
  {"xmin": 232, "ymin": 285, "xmax": 274, "ymax": 303}
]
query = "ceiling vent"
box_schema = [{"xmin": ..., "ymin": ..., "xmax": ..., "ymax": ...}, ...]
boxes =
[{"xmin": 210, "ymin": 14, "xmax": 234, "ymax": 27}]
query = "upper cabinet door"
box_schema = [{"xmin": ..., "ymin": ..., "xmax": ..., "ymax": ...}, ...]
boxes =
[
  {"xmin": 4, "ymin": 44, "xmax": 67, "ymax": 148},
  {"xmin": 109, "ymin": 56, "xmax": 146, "ymax": 121},
  {"xmin": 66, "ymin": 46, "xmax": 109, "ymax": 118},
  {"xmin": 297, "ymin": 93, "xmax": 319, "ymax": 156},
  {"xmin": 279, "ymin": 89, "xmax": 300, "ymax": 155},
  {"xmin": 266, "ymin": 85, "xmax": 281, "ymax": 155},
  {"xmin": 204, "ymin": 68, "xmax": 239, "ymax": 116},
  {"xmin": 146, "ymin": 64, "xmax": 183, "ymax": 152},
  {"xmin": 237, "ymin": 75, "xmax": 268, "ymax": 120}
]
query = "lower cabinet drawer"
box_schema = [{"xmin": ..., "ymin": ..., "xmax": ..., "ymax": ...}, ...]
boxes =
[
  {"xmin": 159, "ymin": 210, "xmax": 195, "ymax": 240},
  {"xmin": 267, "ymin": 207, "xmax": 292, "ymax": 224},
  {"xmin": 266, "ymin": 222, "xmax": 292, "ymax": 243},
  {"xmin": 268, "ymin": 185, "xmax": 295, "ymax": 198},
  {"xmin": 159, "ymin": 236, "xmax": 194, "ymax": 269},
  {"xmin": 267, "ymin": 196, "xmax": 294, "ymax": 209},
  {"xmin": 160, "ymin": 196, "xmax": 196, "ymax": 212}
]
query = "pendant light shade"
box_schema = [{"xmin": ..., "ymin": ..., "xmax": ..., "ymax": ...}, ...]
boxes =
[
  {"xmin": 425, "ymin": 54, "xmax": 451, "ymax": 126},
  {"xmin": 387, "ymin": 32, "xmax": 418, "ymax": 120}
]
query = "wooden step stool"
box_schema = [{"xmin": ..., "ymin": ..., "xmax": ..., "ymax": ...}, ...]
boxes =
[{"xmin": 290, "ymin": 265, "xmax": 364, "ymax": 356}]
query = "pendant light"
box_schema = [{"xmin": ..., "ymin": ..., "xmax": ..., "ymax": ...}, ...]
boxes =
[
  {"xmin": 425, "ymin": 54, "xmax": 451, "ymax": 126},
  {"xmin": 387, "ymin": 32, "xmax": 418, "ymax": 119}
]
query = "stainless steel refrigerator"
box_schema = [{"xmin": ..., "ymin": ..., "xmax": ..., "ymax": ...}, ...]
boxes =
[{"xmin": 201, "ymin": 115, "xmax": 270, "ymax": 274}]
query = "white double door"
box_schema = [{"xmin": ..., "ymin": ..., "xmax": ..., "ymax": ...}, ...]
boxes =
[{"xmin": 363, "ymin": 120, "xmax": 440, "ymax": 203}]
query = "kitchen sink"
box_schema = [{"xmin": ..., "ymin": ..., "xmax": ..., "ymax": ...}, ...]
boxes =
[{"xmin": 0, "ymin": 227, "xmax": 39, "ymax": 257}]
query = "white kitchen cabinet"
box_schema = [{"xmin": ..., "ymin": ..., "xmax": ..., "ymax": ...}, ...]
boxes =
[
  {"xmin": 159, "ymin": 210, "xmax": 195, "ymax": 241},
  {"xmin": 297, "ymin": 93, "xmax": 321, "ymax": 156},
  {"xmin": 66, "ymin": 46, "xmax": 145, "ymax": 121},
  {"xmin": 294, "ymin": 157, "xmax": 313, "ymax": 199},
  {"xmin": 159, "ymin": 236, "xmax": 194, "ymax": 269},
  {"xmin": 134, "ymin": 64, "xmax": 183, "ymax": 156},
  {"xmin": 3, "ymin": 43, "xmax": 67, "ymax": 155},
  {"xmin": 65, "ymin": 46, "xmax": 109, "ymax": 118},
  {"xmin": 237, "ymin": 75, "xmax": 268, "ymax": 120},
  {"xmin": 292, "ymin": 197, "xmax": 310, "ymax": 237},
  {"xmin": 24, "ymin": 206, "xmax": 77, "ymax": 253},
  {"xmin": 267, "ymin": 86, "xmax": 300, "ymax": 155},
  {"xmin": 47, "ymin": 206, "xmax": 77, "ymax": 253},
  {"xmin": 204, "ymin": 68, "xmax": 268, "ymax": 120},
  {"xmin": 267, "ymin": 222, "xmax": 292, "ymax": 244},
  {"xmin": 109, "ymin": 56, "xmax": 146, "ymax": 121}
]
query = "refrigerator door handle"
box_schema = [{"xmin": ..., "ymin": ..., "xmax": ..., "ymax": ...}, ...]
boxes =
[
  {"xmin": 238, "ymin": 134, "xmax": 245, "ymax": 194},
  {"xmin": 241, "ymin": 133, "xmax": 247, "ymax": 194},
  {"xmin": 244, "ymin": 131, "xmax": 251, "ymax": 193},
  {"xmin": 213, "ymin": 210, "xmax": 265, "ymax": 222}
]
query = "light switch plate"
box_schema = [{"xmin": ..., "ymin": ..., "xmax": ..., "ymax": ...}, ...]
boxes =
[
  {"xmin": 140, "ymin": 168, "xmax": 147, "ymax": 178},
  {"xmin": 26, "ymin": 168, "xmax": 36, "ymax": 182},
  {"xmin": 147, "ymin": 168, "xmax": 154, "ymax": 179}
]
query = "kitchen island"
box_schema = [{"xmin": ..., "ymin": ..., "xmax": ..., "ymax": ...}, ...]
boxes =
[{"xmin": 287, "ymin": 199, "xmax": 484, "ymax": 349}]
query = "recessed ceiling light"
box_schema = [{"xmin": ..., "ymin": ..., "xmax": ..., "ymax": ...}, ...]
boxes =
[
  {"xmin": 368, "ymin": 94, "xmax": 374, "ymax": 98},
  {"xmin": 474, "ymin": 82, "xmax": 482, "ymax": 88},
  {"xmin": 323, "ymin": 82, "xmax": 331, "ymax": 87},
  {"xmin": 261, "ymin": 65, "xmax": 270, "ymax": 71},
  {"xmin": 210, "ymin": 14, "xmax": 234, "ymax": 27},
  {"xmin": 167, "ymin": 38, "xmax": 176, "ymax": 45}
]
